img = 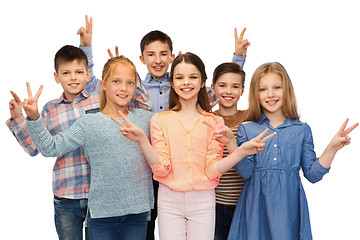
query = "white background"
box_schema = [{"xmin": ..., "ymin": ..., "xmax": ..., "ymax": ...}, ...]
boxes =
[{"xmin": 1, "ymin": 0, "xmax": 359, "ymax": 239}]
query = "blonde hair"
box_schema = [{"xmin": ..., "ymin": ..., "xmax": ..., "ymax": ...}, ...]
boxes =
[
  {"xmin": 246, "ymin": 62, "xmax": 299, "ymax": 122},
  {"xmin": 100, "ymin": 56, "xmax": 137, "ymax": 111}
]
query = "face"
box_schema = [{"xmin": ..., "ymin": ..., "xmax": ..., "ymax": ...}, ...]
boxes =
[
  {"xmin": 101, "ymin": 64, "xmax": 137, "ymax": 110},
  {"xmin": 172, "ymin": 62, "xmax": 204, "ymax": 103},
  {"xmin": 54, "ymin": 60, "xmax": 90, "ymax": 101},
  {"xmin": 212, "ymin": 72, "xmax": 244, "ymax": 110},
  {"xmin": 258, "ymin": 72, "xmax": 284, "ymax": 117},
  {"xmin": 140, "ymin": 40, "xmax": 175, "ymax": 80}
]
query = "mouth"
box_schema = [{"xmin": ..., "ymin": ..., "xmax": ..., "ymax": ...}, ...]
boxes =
[
  {"xmin": 222, "ymin": 96, "xmax": 234, "ymax": 101},
  {"xmin": 116, "ymin": 94, "xmax": 128, "ymax": 99},
  {"xmin": 69, "ymin": 83, "xmax": 80, "ymax": 88},
  {"xmin": 153, "ymin": 65, "xmax": 164, "ymax": 71},
  {"xmin": 180, "ymin": 87, "xmax": 193, "ymax": 92},
  {"xmin": 266, "ymin": 99, "xmax": 279, "ymax": 106}
]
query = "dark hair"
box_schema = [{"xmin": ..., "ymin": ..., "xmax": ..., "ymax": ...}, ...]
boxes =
[
  {"xmin": 169, "ymin": 52, "xmax": 210, "ymax": 112},
  {"xmin": 140, "ymin": 30, "xmax": 173, "ymax": 54},
  {"xmin": 54, "ymin": 45, "xmax": 88, "ymax": 72},
  {"xmin": 212, "ymin": 62, "xmax": 245, "ymax": 87}
]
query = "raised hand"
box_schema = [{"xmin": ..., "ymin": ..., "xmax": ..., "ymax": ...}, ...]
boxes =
[
  {"xmin": 22, "ymin": 82, "xmax": 43, "ymax": 120},
  {"xmin": 208, "ymin": 89, "xmax": 221, "ymax": 110},
  {"xmin": 107, "ymin": 46, "xmax": 119, "ymax": 58},
  {"xmin": 9, "ymin": 90, "xmax": 23, "ymax": 119},
  {"xmin": 328, "ymin": 118, "xmax": 358, "ymax": 151},
  {"xmin": 239, "ymin": 128, "xmax": 275, "ymax": 156},
  {"xmin": 111, "ymin": 111, "xmax": 147, "ymax": 143},
  {"xmin": 77, "ymin": 15, "xmax": 93, "ymax": 47},
  {"xmin": 234, "ymin": 27, "xmax": 250, "ymax": 57},
  {"xmin": 203, "ymin": 115, "xmax": 234, "ymax": 144}
]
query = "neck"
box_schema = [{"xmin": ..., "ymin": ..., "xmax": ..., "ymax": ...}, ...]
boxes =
[
  {"xmin": 263, "ymin": 110, "xmax": 286, "ymax": 128},
  {"xmin": 217, "ymin": 105, "xmax": 238, "ymax": 117},
  {"xmin": 101, "ymin": 104, "xmax": 128, "ymax": 118},
  {"xmin": 177, "ymin": 97, "xmax": 202, "ymax": 115}
]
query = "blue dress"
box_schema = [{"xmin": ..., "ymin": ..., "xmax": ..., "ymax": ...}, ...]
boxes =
[{"xmin": 228, "ymin": 114, "xmax": 329, "ymax": 240}]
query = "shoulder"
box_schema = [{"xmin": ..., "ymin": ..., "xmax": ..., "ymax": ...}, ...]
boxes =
[{"xmin": 131, "ymin": 108, "xmax": 154, "ymax": 119}]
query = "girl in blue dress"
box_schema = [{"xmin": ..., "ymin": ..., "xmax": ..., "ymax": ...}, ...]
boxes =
[{"xmin": 227, "ymin": 62, "xmax": 358, "ymax": 239}]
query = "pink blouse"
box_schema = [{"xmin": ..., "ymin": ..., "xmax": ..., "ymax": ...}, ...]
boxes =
[{"xmin": 150, "ymin": 109, "xmax": 224, "ymax": 191}]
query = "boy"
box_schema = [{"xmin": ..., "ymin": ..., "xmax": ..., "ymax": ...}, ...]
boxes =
[{"xmin": 7, "ymin": 17, "xmax": 151, "ymax": 239}]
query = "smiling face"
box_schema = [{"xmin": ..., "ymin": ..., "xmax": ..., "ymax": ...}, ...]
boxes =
[
  {"xmin": 258, "ymin": 72, "xmax": 284, "ymax": 118},
  {"xmin": 54, "ymin": 60, "xmax": 90, "ymax": 101},
  {"xmin": 172, "ymin": 62, "xmax": 204, "ymax": 104},
  {"xmin": 101, "ymin": 63, "xmax": 137, "ymax": 112},
  {"xmin": 212, "ymin": 72, "xmax": 244, "ymax": 114},
  {"xmin": 140, "ymin": 40, "xmax": 174, "ymax": 80}
]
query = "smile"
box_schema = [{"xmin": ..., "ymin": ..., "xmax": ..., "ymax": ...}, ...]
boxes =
[
  {"xmin": 181, "ymin": 87, "xmax": 193, "ymax": 92},
  {"xmin": 69, "ymin": 83, "xmax": 80, "ymax": 88},
  {"xmin": 222, "ymin": 96, "xmax": 234, "ymax": 101},
  {"xmin": 266, "ymin": 99, "xmax": 279, "ymax": 106}
]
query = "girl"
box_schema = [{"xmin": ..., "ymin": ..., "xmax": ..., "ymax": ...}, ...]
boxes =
[
  {"xmin": 23, "ymin": 56, "xmax": 154, "ymax": 240},
  {"xmin": 112, "ymin": 52, "xmax": 274, "ymax": 240},
  {"xmin": 211, "ymin": 62, "xmax": 248, "ymax": 240},
  {"xmin": 227, "ymin": 62, "xmax": 358, "ymax": 239}
]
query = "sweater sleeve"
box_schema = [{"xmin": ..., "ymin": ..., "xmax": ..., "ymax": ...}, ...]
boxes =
[
  {"xmin": 26, "ymin": 116, "xmax": 86, "ymax": 157},
  {"xmin": 150, "ymin": 113, "xmax": 171, "ymax": 177}
]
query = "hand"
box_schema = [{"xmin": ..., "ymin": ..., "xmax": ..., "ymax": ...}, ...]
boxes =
[
  {"xmin": 9, "ymin": 90, "xmax": 24, "ymax": 119},
  {"xmin": 234, "ymin": 27, "xmax": 250, "ymax": 56},
  {"xmin": 203, "ymin": 115, "xmax": 234, "ymax": 144},
  {"xmin": 77, "ymin": 15, "xmax": 93, "ymax": 47},
  {"xmin": 239, "ymin": 128, "xmax": 275, "ymax": 156},
  {"xmin": 208, "ymin": 89, "xmax": 220, "ymax": 110},
  {"xmin": 23, "ymin": 82, "xmax": 43, "ymax": 120},
  {"xmin": 111, "ymin": 111, "xmax": 147, "ymax": 143},
  {"xmin": 107, "ymin": 46, "xmax": 119, "ymax": 58},
  {"xmin": 327, "ymin": 118, "xmax": 358, "ymax": 151}
]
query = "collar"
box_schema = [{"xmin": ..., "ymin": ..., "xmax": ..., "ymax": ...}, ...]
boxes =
[
  {"xmin": 144, "ymin": 72, "xmax": 170, "ymax": 83},
  {"xmin": 56, "ymin": 89, "xmax": 89, "ymax": 104},
  {"xmin": 258, "ymin": 112, "xmax": 302, "ymax": 127}
]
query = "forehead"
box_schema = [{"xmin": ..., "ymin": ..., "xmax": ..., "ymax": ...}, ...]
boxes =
[
  {"xmin": 216, "ymin": 72, "xmax": 243, "ymax": 84},
  {"xmin": 143, "ymin": 40, "xmax": 171, "ymax": 53},
  {"xmin": 57, "ymin": 59, "xmax": 87, "ymax": 70},
  {"xmin": 111, "ymin": 64, "xmax": 136, "ymax": 78},
  {"xmin": 259, "ymin": 72, "xmax": 282, "ymax": 85},
  {"xmin": 174, "ymin": 62, "xmax": 200, "ymax": 74}
]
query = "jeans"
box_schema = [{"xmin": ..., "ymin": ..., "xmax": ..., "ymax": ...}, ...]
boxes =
[
  {"xmin": 214, "ymin": 203, "xmax": 236, "ymax": 240},
  {"xmin": 88, "ymin": 212, "xmax": 148, "ymax": 240},
  {"xmin": 53, "ymin": 196, "xmax": 89, "ymax": 240}
]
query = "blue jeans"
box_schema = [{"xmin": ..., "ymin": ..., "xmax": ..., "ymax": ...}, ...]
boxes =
[
  {"xmin": 89, "ymin": 212, "xmax": 148, "ymax": 240},
  {"xmin": 214, "ymin": 203, "xmax": 236, "ymax": 240},
  {"xmin": 54, "ymin": 196, "xmax": 89, "ymax": 240}
]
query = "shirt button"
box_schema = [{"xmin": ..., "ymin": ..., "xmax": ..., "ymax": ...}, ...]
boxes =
[
  {"xmin": 186, "ymin": 130, "xmax": 189, "ymax": 134},
  {"xmin": 160, "ymin": 92, "xmax": 162, "ymax": 94},
  {"xmin": 188, "ymin": 148, "xmax": 191, "ymax": 151},
  {"xmin": 274, "ymin": 144, "xmax": 277, "ymax": 147},
  {"xmin": 160, "ymin": 106, "xmax": 163, "ymax": 109},
  {"xmin": 273, "ymin": 158, "xmax": 277, "ymax": 161},
  {"xmin": 189, "ymin": 165, "xmax": 192, "ymax": 168}
]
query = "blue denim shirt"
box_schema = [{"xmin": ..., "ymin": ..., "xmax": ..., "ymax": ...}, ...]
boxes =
[{"xmin": 228, "ymin": 113, "xmax": 329, "ymax": 239}]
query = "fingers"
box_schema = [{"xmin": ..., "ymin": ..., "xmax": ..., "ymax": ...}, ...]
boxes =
[
  {"xmin": 107, "ymin": 48, "xmax": 114, "ymax": 58},
  {"xmin": 34, "ymin": 85, "xmax": 43, "ymax": 100},
  {"xmin": 118, "ymin": 111, "xmax": 133, "ymax": 126},
  {"xmin": 239, "ymin": 27, "xmax": 246, "ymax": 40},
  {"xmin": 234, "ymin": 28, "xmax": 238, "ymax": 41},
  {"xmin": 261, "ymin": 132, "xmax": 276, "ymax": 143},
  {"xmin": 202, "ymin": 120, "xmax": 216, "ymax": 130},
  {"xmin": 111, "ymin": 116, "xmax": 126, "ymax": 128},
  {"xmin": 256, "ymin": 128, "xmax": 270, "ymax": 140},
  {"xmin": 115, "ymin": 46, "xmax": 119, "ymax": 57},
  {"xmin": 344, "ymin": 122, "xmax": 359, "ymax": 136},
  {"xmin": 210, "ymin": 98, "xmax": 220, "ymax": 110},
  {"xmin": 10, "ymin": 90, "xmax": 21, "ymax": 103},
  {"xmin": 26, "ymin": 82, "xmax": 32, "ymax": 98}
]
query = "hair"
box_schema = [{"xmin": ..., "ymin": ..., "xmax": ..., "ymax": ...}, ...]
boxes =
[
  {"xmin": 100, "ymin": 56, "xmax": 137, "ymax": 111},
  {"xmin": 212, "ymin": 62, "xmax": 245, "ymax": 87},
  {"xmin": 245, "ymin": 62, "xmax": 299, "ymax": 122},
  {"xmin": 140, "ymin": 30, "xmax": 173, "ymax": 54},
  {"xmin": 54, "ymin": 45, "xmax": 88, "ymax": 73},
  {"xmin": 169, "ymin": 52, "xmax": 211, "ymax": 112}
]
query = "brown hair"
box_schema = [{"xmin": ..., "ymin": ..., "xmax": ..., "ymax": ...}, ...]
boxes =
[
  {"xmin": 246, "ymin": 62, "xmax": 299, "ymax": 122},
  {"xmin": 54, "ymin": 45, "xmax": 88, "ymax": 73},
  {"xmin": 212, "ymin": 62, "xmax": 245, "ymax": 88},
  {"xmin": 100, "ymin": 56, "xmax": 137, "ymax": 111},
  {"xmin": 140, "ymin": 30, "xmax": 173, "ymax": 55},
  {"xmin": 169, "ymin": 52, "xmax": 210, "ymax": 112}
]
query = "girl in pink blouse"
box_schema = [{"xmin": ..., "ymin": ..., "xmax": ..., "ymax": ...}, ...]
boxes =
[{"xmin": 113, "ymin": 52, "xmax": 273, "ymax": 240}]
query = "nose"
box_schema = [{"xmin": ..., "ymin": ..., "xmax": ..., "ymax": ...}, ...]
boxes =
[
  {"xmin": 183, "ymin": 77, "xmax": 190, "ymax": 85},
  {"xmin": 267, "ymin": 89, "xmax": 275, "ymax": 97},
  {"xmin": 70, "ymin": 72, "xmax": 76, "ymax": 80},
  {"xmin": 155, "ymin": 54, "xmax": 161, "ymax": 63},
  {"xmin": 119, "ymin": 82, "xmax": 127, "ymax": 91},
  {"xmin": 225, "ymin": 85, "xmax": 232, "ymax": 94}
]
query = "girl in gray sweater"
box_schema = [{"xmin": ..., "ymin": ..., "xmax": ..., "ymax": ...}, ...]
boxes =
[{"xmin": 23, "ymin": 56, "xmax": 154, "ymax": 240}]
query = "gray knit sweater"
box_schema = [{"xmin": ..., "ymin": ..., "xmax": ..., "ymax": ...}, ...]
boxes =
[{"xmin": 27, "ymin": 109, "xmax": 154, "ymax": 218}]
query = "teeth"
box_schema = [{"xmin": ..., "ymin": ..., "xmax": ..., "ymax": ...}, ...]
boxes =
[
  {"xmin": 181, "ymin": 88, "xmax": 192, "ymax": 91},
  {"xmin": 223, "ymin": 96, "xmax": 234, "ymax": 100}
]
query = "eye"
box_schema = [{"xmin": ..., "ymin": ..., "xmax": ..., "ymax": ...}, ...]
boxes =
[
  {"xmin": 127, "ymin": 81, "xmax": 135, "ymax": 85},
  {"xmin": 274, "ymin": 85, "xmax": 282, "ymax": 90},
  {"xmin": 113, "ymin": 80, "xmax": 119, "ymax": 84},
  {"xmin": 259, "ymin": 88, "xmax": 266, "ymax": 92},
  {"xmin": 77, "ymin": 71, "xmax": 84, "ymax": 74},
  {"xmin": 62, "ymin": 71, "xmax": 69, "ymax": 75}
]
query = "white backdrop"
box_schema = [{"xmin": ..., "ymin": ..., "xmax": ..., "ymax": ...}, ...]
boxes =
[{"xmin": 1, "ymin": 0, "xmax": 359, "ymax": 239}]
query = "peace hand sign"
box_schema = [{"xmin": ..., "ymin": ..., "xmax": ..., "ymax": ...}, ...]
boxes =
[
  {"xmin": 111, "ymin": 111, "xmax": 147, "ymax": 143},
  {"xmin": 329, "ymin": 118, "xmax": 358, "ymax": 151},
  {"xmin": 77, "ymin": 15, "xmax": 93, "ymax": 47},
  {"xmin": 234, "ymin": 27, "xmax": 250, "ymax": 57},
  {"xmin": 239, "ymin": 128, "xmax": 276, "ymax": 156},
  {"xmin": 9, "ymin": 90, "xmax": 23, "ymax": 119},
  {"xmin": 203, "ymin": 115, "xmax": 233, "ymax": 144},
  {"xmin": 107, "ymin": 46, "xmax": 119, "ymax": 58},
  {"xmin": 23, "ymin": 82, "xmax": 43, "ymax": 120}
]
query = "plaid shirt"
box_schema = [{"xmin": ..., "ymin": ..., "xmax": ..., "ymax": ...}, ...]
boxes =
[{"xmin": 6, "ymin": 46, "xmax": 151, "ymax": 199}]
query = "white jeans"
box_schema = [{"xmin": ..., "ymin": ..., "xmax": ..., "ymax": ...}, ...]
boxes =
[{"xmin": 157, "ymin": 183, "xmax": 215, "ymax": 240}]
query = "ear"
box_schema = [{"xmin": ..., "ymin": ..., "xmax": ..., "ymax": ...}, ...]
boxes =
[
  {"xmin": 211, "ymin": 84, "xmax": 215, "ymax": 93},
  {"xmin": 86, "ymin": 69, "xmax": 91, "ymax": 83},
  {"xmin": 169, "ymin": 53, "xmax": 175, "ymax": 63},
  {"xmin": 100, "ymin": 80, "xmax": 106, "ymax": 91},
  {"xmin": 240, "ymin": 86, "xmax": 245, "ymax": 96},
  {"xmin": 139, "ymin": 55, "xmax": 146, "ymax": 65},
  {"xmin": 201, "ymin": 81, "xmax": 205, "ymax": 88},
  {"xmin": 54, "ymin": 72, "xmax": 60, "ymax": 84}
]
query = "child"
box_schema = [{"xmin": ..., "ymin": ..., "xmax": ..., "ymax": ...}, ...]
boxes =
[
  {"xmin": 227, "ymin": 62, "xmax": 358, "ymax": 239},
  {"xmin": 23, "ymin": 56, "xmax": 155, "ymax": 240},
  {"xmin": 103, "ymin": 25, "xmax": 250, "ymax": 240},
  {"xmin": 112, "ymin": 52, "xmax": 274, "ymax": 240},
  {"xmin": 211, "ymin": 62, "xmax": 247, "ymax": 240}
]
